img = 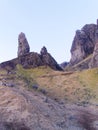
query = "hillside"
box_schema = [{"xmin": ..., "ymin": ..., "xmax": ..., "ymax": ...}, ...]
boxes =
[
  {"xmin": 16, "ymin": 65, "xmax": 98, "ymax": 105},
  {"xmin": 0, "ymin": 65, "xmax": 98, "ymax": 130},
  {"xmin": 0, "ymin": 21, "xmax": 98, "ymax": 130}
]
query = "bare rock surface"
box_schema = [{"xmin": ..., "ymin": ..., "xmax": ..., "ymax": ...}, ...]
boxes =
[
  {"xmin": 40, "ymin": 46, "xmax": 63, "ymax": 71},
  {"xmin": 70, "ymin": 24, "xmax": 96, "ymax": 66},
  {"xmin": 0, "ymin": 32, "xmax": 62, "ymax": 71},
  {"xmin": 18, "ymin": 48, "xmax": 63, "ymax": 70},
  {"xmin": 90, "ymin": 20, "xmax": 98, "ymax": 68},
  {"xmin": 90, "ymin": 43, "xmax": 98, "ymax": 68},
  {"xmin": 40, "ymin": 46, "xmax": 48, "ymax": 55},
  {"xmin": 0, "ymin": 46, "xmax": 62, "ymax": 71},
  {"xmin": 18, "ymin": 32, "xmax": 30, "ymax": 57},
  {"xmin": 68, "ymin": 20, "xmax": 98, "ymax": 70}
]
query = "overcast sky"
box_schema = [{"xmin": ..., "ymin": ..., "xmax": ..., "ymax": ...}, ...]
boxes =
[{"xmin": 0, "ymin": 0, "xmax": 98, "ymax": 63}]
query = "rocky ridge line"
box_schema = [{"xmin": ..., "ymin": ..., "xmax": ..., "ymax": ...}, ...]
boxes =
[{"xmin": 0, "ymin": 33, "xmax": 62, "ymax": 71}]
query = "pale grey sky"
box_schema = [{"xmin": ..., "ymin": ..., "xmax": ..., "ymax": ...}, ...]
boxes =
[{"xmin": 0, "ymin": 0, "xmax": 98, "ymax": 63}]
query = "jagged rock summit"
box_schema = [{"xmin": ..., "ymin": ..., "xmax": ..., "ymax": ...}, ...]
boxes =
[
  {"xmin": 18, "ymin": 32, "xmax": 30, "ymax": 57},
  {"xmin": 70, "ymin": 24, "xmax": 96, "ymax": 66},
  {"xmin": 18, "ymin": 46, "xmax": 62, "ymax": 70},
  {"xmin": 40, "ymin": 46, "xmax": 47, "ymax": 55},
  {"xmin": 68, "ymin": 19, "xmax": 98, "ymax": 70},
  {"xmin": 0, "ymin": 33, "xmax": 62, "ymax": 71}
]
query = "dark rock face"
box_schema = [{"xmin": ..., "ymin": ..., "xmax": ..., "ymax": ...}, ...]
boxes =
[
  {"xmin": 0, "ymin": 47, "xmax": 63, "ymax": 71},
  {"xmin": 0, "ymin": 58, "xmax": 18, "ymax": 70},
  {"xmin": 40, "ymin": 46, "xmax": 47, "ymax": 55},
  {"xmin": 40, "ymin": 46, "xmax": 63, "ymax": 70},
  {"xmin": 89, "ymin": 20, "xmax": 98, "ymax": 68},
  {"xmin": 0, "ymin": 31, "xmax": 62, "ymax": 71},
  {"xmin": 18, "ymin": 32, "xmax": 30, "ymax": 57},
  {"xmin": 70, "ymin": 24, "xmax": 97, "ymax": 65},
  {"xmin": 90, "ymin": 43, "xmax": 98, "ymax": 68},
  {"xmin": 18, "ymin": 46, "xmax": 63, "ymax": 70},
  {"xmin": 18, "ymin": 52, "xmax": 43, "ymax": 68},
  {"xmin": 60, "ymin": 62, "xmax": 69, "ymax": 69}
]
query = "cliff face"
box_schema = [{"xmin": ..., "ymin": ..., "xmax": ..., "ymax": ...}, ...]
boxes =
[
  {"xmin": 68, "ymin": 20, "xmax": 98, "ymax": 70},
  {"xmin": 70, "ymin": 24, "xmax": 97, "ymax": 66},
  {"xmin": 89, "ymin": 20, "xmax": 98, "ymax": 68}
]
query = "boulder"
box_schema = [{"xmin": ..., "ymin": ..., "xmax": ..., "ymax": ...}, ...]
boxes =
[{"xmin": 18, "ymin": 32, "xmax": 30, "ymax": 57}]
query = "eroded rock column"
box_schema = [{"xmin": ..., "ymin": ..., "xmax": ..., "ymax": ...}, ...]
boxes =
[{"xmin": 17, "ymin": 32, "xmax": 30, "ymax": 57}]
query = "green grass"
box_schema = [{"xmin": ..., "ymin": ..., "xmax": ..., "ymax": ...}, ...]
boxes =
[
  {"xmin": 79, "ymin": 68, "xmax": 98, "ymax": 88},
  {"xmin": 78, "ymin": 68, "xmax": 98, "ymax": 103},
  {"xmin": 15, "ymin": 64, "xmax": 98, "ymax": 104},
  {"xmin": 16, "ymin": 64, "xmax": 37, "ymax": 88}
]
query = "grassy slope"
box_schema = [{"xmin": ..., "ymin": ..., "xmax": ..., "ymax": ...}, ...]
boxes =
[{"xmin": 15, "ymin": 65, "xmax": 98, "ymax": 105}]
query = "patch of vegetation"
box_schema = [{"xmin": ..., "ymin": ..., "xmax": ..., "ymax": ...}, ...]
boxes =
[
  {"xmin": 79, "ymin": 68, "xmax": 98, "ymax": 88},
  {"xmin": 15, "ymin": 64, "xmax": 98, "ymax": 104},
  {"xmin": 29, "ymin": 66, "xmax": 53, "ymax": 77},
  {"xmin": 78, "ymin": 68, "xmax": 98, "ymax": 102},
  {"xmin": 16, "ymin": 65, "xmax": 48, "ymax": 95},
  {"xmin": 16, "ymin": 64, "xmax": 37, "ymax": 89},
  {"xmin": 73, "ymin": 88, "xmax": 95, "ymax": 106}
]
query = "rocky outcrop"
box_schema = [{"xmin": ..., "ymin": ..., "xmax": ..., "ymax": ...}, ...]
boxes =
[
  {"xmin": 0, "ymin": 33, "xmax": 62, "ymax": 71},
  {"xmin": 60, "ymin": 62, "xmax": 69, "ymax": 69},
  {"xmin": 89, "ymin": 20, "xmax": 98, "ymax": 68},
  {"xmin": 40, "ymin": 46, "xmax": 63, "ymax": 70},
  {"xmin": 18, "ymin": 46, "xmax": 62, "ymax": 70},
  {"xmin": 90, "ymin": 43, "xmax": 98, "ymax": 68},
  {"xmin": 0, "ymin": 47, "xmax": 62, "ymax": 71},
  {"xmin": 18, "ymin": 52, "xmax": 43, "ymax": 69},
  {"xmin": 70, "ymin": 24, "xmax": 97, "ymax": 66},
  {"xmin": 18, "ymin": 32, "xmax": 30, "ymax": 57},
  {"xmin": 40, "ymin": 46, "xmax": 47, "ymax": 55},
  {"xmin": 0, "ymin": 58, "xmax": 18, "ymax": 70},
  {"xmin": 68, "ymin": 20, "xmax": 98, "ymax": 70}
]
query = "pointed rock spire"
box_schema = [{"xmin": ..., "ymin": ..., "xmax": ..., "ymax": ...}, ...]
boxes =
[
  {"xmin": 17, "ymin": 32, "xmax": 30, "ymax": 57},
  {"xmin": 40, "ymin": 46, "xmax": 48, "ymax": 55}
]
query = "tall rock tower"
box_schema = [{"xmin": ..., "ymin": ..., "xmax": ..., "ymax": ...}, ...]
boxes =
[
  {"xmin": 69, "ymin": 23, "xmax": 96, "ymax": 66},
  {"xmin": 17, "ymin": 32, "xmax": 30, "ymax": 57}
]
